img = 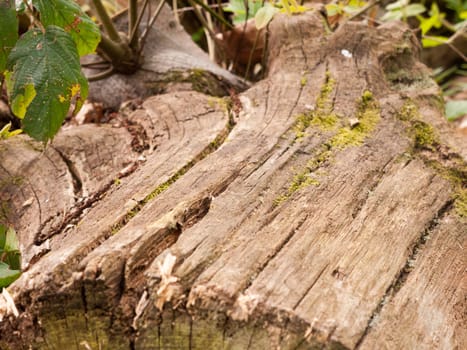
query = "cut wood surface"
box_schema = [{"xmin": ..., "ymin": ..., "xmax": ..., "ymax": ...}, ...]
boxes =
[{"xmin": 0, "ymin": 10, "xmax": 466, "ymax": 350}]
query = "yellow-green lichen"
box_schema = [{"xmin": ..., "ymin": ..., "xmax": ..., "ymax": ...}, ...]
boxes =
[{"xmin": 300, "ymin": 76, "xmax": 308, "ymax": 87}]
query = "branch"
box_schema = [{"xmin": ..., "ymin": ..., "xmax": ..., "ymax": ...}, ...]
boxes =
[{"xmin": 423, "ymin": 35, "xmax": 467, "ymax": 62}]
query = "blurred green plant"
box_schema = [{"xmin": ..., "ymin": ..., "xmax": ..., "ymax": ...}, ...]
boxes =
[{"xmin": 0, "ymin": 224, "xmax": 21, "ymax": 288}]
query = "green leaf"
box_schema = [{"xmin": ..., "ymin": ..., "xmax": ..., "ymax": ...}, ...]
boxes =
[
  {"xmin": 0, "ymin": 224, "xmax": 6, "ymax": 250},
  {"xmin": 0, "ymin": 0, "xmax": 19, "ymax": 72},
  {"xmin": 325, "ymin": 3, "xmax": 343, "ymax": 17},
  {"xmin": 446, "ymin": 100, "xmax": 467, "ymax": 121},
  {"xmin": 33, "ymin": 0, "xmax": 101, "ymax": 56},
  {"xmin": 381, "ymin": 10, "xmax": 403, "ymax": 21},
  {"xmin": 0, "ymin": 123, "xmax": 22, "ymax": 139},
  {"xmin": 225, "ymin": 0, "xmax": 263, "ymax": 24},
  {"xmin": 6, "ymin": 26, "xmax": 88, "ymax": 142},
  {"xmin": 386, "ymin": 0, "xmax": 408, "ymax": 11},
  {"xmin": 403, "ymin": 4, "xmax": 426, "ymax": 18},
  {"xmin": 4, "ymin": 226, "xmax": 19, "ymax": 252},
  {"xmin": 4, "ymin": 73, "xmax": 36, "ymax": 119},
  {"xmin": 255, "ymin": 3, "xmax": 279, "ymax": 29},
  {"xmin": 0, "ymin": 261, "xmax": 21, "ymax": 288},
  {"xmin": 1, "ymin": 226, "xmax": 21, "ymax": 271}
]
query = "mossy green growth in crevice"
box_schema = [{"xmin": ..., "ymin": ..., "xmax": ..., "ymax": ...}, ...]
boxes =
[
  {"xmin": 274, "ymin": 170, "xmax": 320, "ymax": 206},
  {"xmin": 109, "ymin": 105, "xmax": 235, "ymax": 236},
  {"xmin": 328, "ymin": 90, "xmax": 380, "ymax": 149},
  {"xmin": 412, "ymin": 121, "xmax": 437, "ymax": 149},
  {"xmin": 396, "ymin": 100, "xmax": 439, "ymax": 150},
  {"xmin": 397, "ymin": 100, "xmax": 466, "ymax": 219},
  {"xmin": 310, "ymin": 70, "xmax": 338, "ymax": 131},
  {"xmin": 425, "ymin": 158, "xmax": 467, "ymax": 219},
  {"xmin": 147, "ymin": 69, "xmax": 230, "ymax": 97},
  {"xmin": 293, "ymin": 70, "xmax": 337, "ymax": 140},
  {"xmin": 276, "ymin": 90, "xmax": 380, "ymax": 206},
  {"xmin": 453, "ymin": 189, "xmax": 467, "ymax": 219}
]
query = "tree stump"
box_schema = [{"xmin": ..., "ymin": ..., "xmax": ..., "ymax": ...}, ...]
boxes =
[{"xmin": 1, "ymin": 10, "xmax": 466, "ymax": 350}]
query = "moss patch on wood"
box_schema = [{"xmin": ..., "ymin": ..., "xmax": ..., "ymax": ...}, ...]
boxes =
[
  {"xmin": 293, "ymin": 70, "xmax": 337, "ymax": 140},
  {"xmin": 397, "ymin": 99, "xmax": 466, "ymax": 218},
  {"xmin": 276, "ymin": 87, "xmax": 381, "ymax": 206},
  {"xmin": 109, "ymin": 101, "xmax": 235, "ymax": 236},
  {"xmin": 146, "ymin": 69, "xmax": 230, "ymax": 97},
  {"xmin": 328, "ymin": 90, "xmax": 380, "ymax": 149}
]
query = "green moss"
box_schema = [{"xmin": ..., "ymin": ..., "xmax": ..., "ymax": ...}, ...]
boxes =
[
  {"xmin": 397, "ymin": 100, "xmax": 419, "ymax": 121},
  {"xmin": 293, "ymin": 70, "xmax": 338, "ymax": 138},
  {"xmin": 311, "ymin": 112, "xmax": 338, "ymax": 131},
  {"xmin": 328, "ymin": 90, "xmax": 380, "ymax": 149},
  {"xmin": 362, "ymin": 90, "xmax": 373, "ymax": 103},
  {"xmin": 398, "ymin": 101, "xmax": 466, "ymax": 219},
  {"xmin": 290, "ymin": 172, "xmax": 320, "ymax": 191},
  {"xmin": 412, "ymin": 121, "xmax": 437, "ymax": 149},
  {"xmin": 274, "ymin": 166, "xmax": 321, "ymax": 206},
  {"xmin": 278, "ymin": 90, "xmax": 380, "ymax": 206},
  {"xmin": 147, "ymin": 69, "xmax": 228, "ymax": 96},
  {"xmin": 316, "ymin": 71, "xmax": 335, "ymax": 111},
  {"xmin": 396, "ymin": 100, "xmax": 439, "ymax": 150},
  {"xmin": 108, "ymin": 107, "xmax": 235, "ymax": 236},
  {"xmin": 425, "ymin": 158, "xmax": 467, "ymax": 219},
  {"xmin": 293, "ymin": 113, "xmax": 311, "ymax": 139},
  {"xmin": 454, "ymin": 189, "xmax": 467, "ymax": 218},
  {"xmin": 300, "ymin": 75, "xmax": 308, "ymax": 87}
]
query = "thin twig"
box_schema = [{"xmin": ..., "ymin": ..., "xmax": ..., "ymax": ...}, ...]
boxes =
[
  {"xmin": 128, "ymin": 0, "xmax": 139, "ymax": 41},
  {"xmin": 423, "ymin": 35, "xmax": 467, "ymax": 62},
  {"xmin": 138, "ymin": 0, "xmax": 166, "ymax": 52},
  {"xmin": 189, "ymin": 0, "xmax": 233, "ymax": 29},
  {"xmin": 244, "ymin": 29, "xmax": 261, "ymax": 80},
  {"xmin": 173, "ymin": 0, "xmax": 181, "ymax": 25},
  {"xmin": 129, "ymin": 0, "xmax": 151, "ymax": 46},
  {"xmin": 202, "ymin": 0, "xmax": 216, "ymax": 61},
  {"xmin": 187, "ymin": 0, "xmax": 217, "ymax": 39}
]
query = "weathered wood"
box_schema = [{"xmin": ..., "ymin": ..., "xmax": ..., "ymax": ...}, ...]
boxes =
[
  {"xmin": 0, "ymin": 125, "xmax": 138, "ymax": 267},
  {"xmin": 0, "ymin": 10, "xmax": 466, "ymax": 350},
  {"xmin": 359, "ymin": 213, "xmax": 466, "ymax": 350}
]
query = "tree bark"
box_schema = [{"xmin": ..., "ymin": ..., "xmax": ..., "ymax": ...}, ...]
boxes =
[{"xmin": 1, "ymin": 10, "xmax": 466, "ymax": 350}]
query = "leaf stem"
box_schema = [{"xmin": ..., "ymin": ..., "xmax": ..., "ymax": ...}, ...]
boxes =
[
  {"xmin": 90, "ymin": 0, "xmax": 122, "ymax": 43},
  {"xmin": 138, "ymin": 0, "xmax": 166, "ymax": 52},
  {"xmin": 128, "ymin": 0, "xmax": 139, "ymax": 44},
  {"xmin": 97, "ymin": 33, "xmax": 127, "ymax": 60},
  {"xmin": 129, "ymin": 0, "xmax": 151, "ymax": 48}
]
